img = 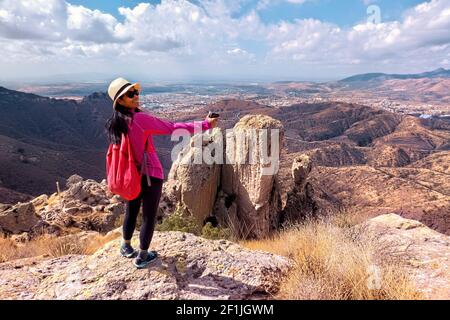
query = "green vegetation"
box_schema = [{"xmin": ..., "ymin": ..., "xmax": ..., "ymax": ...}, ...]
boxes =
[
  {"xmin": 156, "ymin": 204, "xmax": 231, "ymax": 240},
  {"xmin": 201, "ymin": 222, "xmax": 231, "ymax": 240},
  {"xmin": 156, "ymin": 211, "xmax": 201, "ymax": 235}
]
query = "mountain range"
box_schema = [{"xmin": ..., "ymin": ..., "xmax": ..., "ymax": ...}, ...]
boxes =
[{"xmin": 340, "ymin": 68, "xmax": 450, "ymax": 83}]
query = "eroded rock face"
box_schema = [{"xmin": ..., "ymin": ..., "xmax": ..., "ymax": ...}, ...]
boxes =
[
  {"xmin": 163, "ymin": 129, "xmax": 222, "ymax": 223},
  {"xmin": 164, "ymin": 114, "xmax": 287, "ymax": 238},
  {"xmin": 220, "ymin": 115, "xmax": 284, "ymax": 238},
  {"xmin": 356, "ymin": 214, "xmax": 450, "ymax": 300},
  {"xmin": 280, "ymin": 155, "xmax": 317, "ymax": 223},
  {"xmin": 0, "ymin": 231, "xmax": 292, "ymax": 300}
]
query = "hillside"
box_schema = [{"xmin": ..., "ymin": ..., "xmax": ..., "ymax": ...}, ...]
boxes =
[
  {"xmin": 0, "ymin": 88, "xmax": 111, "ymax": 202},
  {"xmin": 340, "ymin": 68, "xmax": 450, "ymax": 83}
]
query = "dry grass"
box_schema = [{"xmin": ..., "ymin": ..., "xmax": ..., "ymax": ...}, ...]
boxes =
[
  {"xmin": 83, "ymin": 232, "xmax": 122, "ymax": 255},
  {"xmin": 241, "ymin": 219, "xmax": 422, "ymax": 300},
  {"xmin": 0, "ymin": 231, "xmax": 121, "ymax": 263}
]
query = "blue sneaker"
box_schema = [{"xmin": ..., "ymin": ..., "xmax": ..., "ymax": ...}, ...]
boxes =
[
  {"xmin": 120, "ymin": 243, "xmax": 137, "ymax": 258},
  {"xmin": 133, "ymin": 251, "xmax": 158, "ymax": 269}
]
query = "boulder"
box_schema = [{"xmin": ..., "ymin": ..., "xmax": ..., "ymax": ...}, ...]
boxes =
[
  {"xmin": 66, "ymin": 175, "xmax": 83, "ymax": 189},
  {"xmin": 0, "ymin": 202, "xmax": 42, "ymax": 235},
  {"xmin": 65, "ymin": 182, "xmax": 90, "ymax": 201},
  {"xmin": 164, "ymin": 128, "xmax": 222, "ymax": 223},
  {"xmin": 356, "ymin": 214, "xmax": 450, "ymax": 300},
  {"xmin": 0, "ymin": 231, "xmax": 292, "ymax": 300}
]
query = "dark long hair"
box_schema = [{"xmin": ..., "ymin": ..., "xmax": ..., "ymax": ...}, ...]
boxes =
[{"xmin": 105, "ymin": 101, "xmax": 142, "ymax": 144}]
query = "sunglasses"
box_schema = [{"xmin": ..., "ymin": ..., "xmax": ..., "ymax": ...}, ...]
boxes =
[{"xmin": 125, "ymin": 89, "xmax": 139, "ymax": 98}]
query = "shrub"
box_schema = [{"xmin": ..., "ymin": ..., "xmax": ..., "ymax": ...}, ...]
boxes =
[
  {"xmin": 156, "ymin": 205, "xmax": 201, "ymax": 235},
  {"xmin": 201, "ymin": 222, "xmax": 231, "ymax": 240},
  {"xmin": 156, "ymin": 204, "xmax": 232, "ymax": 240}
]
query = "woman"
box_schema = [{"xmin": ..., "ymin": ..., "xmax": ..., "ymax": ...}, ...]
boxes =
[{"xmin": 106, "ymin": 77, "xmax": 218, "ymax": 269}]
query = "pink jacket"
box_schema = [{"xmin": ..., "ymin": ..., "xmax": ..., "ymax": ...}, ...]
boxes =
[{"xmin": 128, "ymin": 110, "xmax": 211, "ymax": 180}]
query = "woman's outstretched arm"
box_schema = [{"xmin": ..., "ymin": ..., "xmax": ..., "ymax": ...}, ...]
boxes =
[{"xmin": 134, "ymin": 112, "xmax": 212, "ymax": 135}]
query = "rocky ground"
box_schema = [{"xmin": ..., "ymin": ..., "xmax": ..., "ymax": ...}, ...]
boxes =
[
  {"xmin": 0, "ymin": 214, "xmax": 448, "ymax": 300},
  {"xmin": 0, "ymin": 230, "xmax": 291, "ymax": 300}
]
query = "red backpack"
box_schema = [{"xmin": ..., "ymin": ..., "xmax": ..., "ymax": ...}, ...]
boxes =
[{"xmin": 106, "ymin": 134, "xmax": 144, "ymax": 200}]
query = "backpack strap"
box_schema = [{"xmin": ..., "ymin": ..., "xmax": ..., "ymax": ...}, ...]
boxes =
[{"xmin": 141, "ymin": 133, "xmax": 152, "ymax": 187}]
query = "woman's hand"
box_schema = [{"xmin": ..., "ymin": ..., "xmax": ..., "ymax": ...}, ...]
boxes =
[{"xmin": 206, "ymin": 115, "xmax": 219, "ymax": 128}]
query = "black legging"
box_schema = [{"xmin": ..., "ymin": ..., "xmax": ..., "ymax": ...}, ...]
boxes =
[{"xmin": 123, "ymin": 175, "xmax": 163, "ymax": 250}]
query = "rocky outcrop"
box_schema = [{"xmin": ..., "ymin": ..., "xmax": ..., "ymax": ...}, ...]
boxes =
[
  {"xmin": 356, "ymin": 214, "xmax": 450, "ymax": 300},
  {"xmin": 0, "ymin": 231, "xmax": 292, "ymax": 300},
  {"xmin": 0, "ymin": 202, "xmax": 42, "ymax": 235},
  {"xmin": 0, "ymin": 201, "xmax": 61, "ymax": 239},
  {"xmin": 219, "ymin": 115, "xmax": 284, "ymax": 238},
  {"xmin": 163, "ymin": 129, "xmax": 222, "ymax": 223},
  {"xmin": 35, "ymin": 176, "xmax": 124, "ymax": 233},
  {"xmin": 0, "ymin": 175, "xmax": 124, "ymax": 237},
  {"xmin": 164, "ymin": 114, "xmax": 287, "ymax": 238},
  {"xmin": 280, "ymin": 155, "xmax": 317, "ymax": 223}
]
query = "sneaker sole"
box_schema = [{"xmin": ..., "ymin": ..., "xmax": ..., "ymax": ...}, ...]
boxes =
[{"xmin": 133, "ymin": 257, "xmax": 158, "ymax": 269}]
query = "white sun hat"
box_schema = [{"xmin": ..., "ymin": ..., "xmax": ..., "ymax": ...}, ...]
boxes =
[{"xmin": 107, "ymin": 77, "xmax": 141, "ymax": 109}]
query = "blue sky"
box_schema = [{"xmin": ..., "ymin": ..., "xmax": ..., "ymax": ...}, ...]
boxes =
[
  {"xmin": 0, "ymin": 0, "xmax": 449, "ymax": 82},
  {"xmin": 68, "ymin": 0, "xmax": 425, "ymax": 26}
]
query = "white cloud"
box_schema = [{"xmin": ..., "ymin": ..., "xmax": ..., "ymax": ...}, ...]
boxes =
[
  {"xmin": 0, "ymin": 0, "xmax": 131, "ymax": 44},
  {"xmin": 266, "ymin": 0, "xmax": 450, "ymax": 69},
  {"xmin": 0, "ymin": 0, "xmax": 67, "ymax": 40},
  {"xmin": 0, "ymin": 0, "xmax": 449, "ymax": 80},
  {"xmin": 226, "ymin": 47, "xmax": 256, "ymax": 62},
  {"xmin": 66, "ymin": 4, "xmax": 130, "ymax": 43}
]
